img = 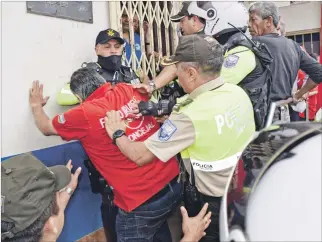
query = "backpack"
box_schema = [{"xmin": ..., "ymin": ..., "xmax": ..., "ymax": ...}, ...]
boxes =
[{"xmin": 225, "ymin": 33, "xmax": 273, "ymax": 130}]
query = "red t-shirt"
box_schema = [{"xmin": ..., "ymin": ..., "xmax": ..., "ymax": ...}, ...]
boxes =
[
  {"xmin": 297, "ymin": 70, "xmax": 319, "ymax": 120},
  {"xmin": 52, "ymin": 83, "xmax": 179, "ymax": 212}
]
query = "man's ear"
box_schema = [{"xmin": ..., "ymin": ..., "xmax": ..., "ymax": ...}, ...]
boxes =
[
  {"xmin": 95, "ymin": 45, "xmax": 100, "ymax": 55},
  {"xmin": 192, "ymin": 15, "xmax": 199, "ymax": 24},
  {"xmin": 188, "ymin": 67, "xmax": 198, "ymax": 82},
  {"xmin": 266, "ymin": 16, "xmax": 274, "ymax": 27}
]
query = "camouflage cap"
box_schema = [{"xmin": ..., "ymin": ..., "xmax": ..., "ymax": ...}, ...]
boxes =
[{"xmin": 1, "ymin": 153, "xmax": 71, "ymax": 239}]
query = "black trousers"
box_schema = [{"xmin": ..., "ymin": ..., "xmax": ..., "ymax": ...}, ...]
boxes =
[
  {"xmin": 199, "ymin": 194, "xmax": 222, "ymax": 242},
  {"xmin": 101, "ymin": 194, "xmax": 118, "ymax": 242}
]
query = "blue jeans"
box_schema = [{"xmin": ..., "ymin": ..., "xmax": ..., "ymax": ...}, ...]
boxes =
[{"xmin": 116, "ymin": 179, "xmax": 183, "ymax": 242}]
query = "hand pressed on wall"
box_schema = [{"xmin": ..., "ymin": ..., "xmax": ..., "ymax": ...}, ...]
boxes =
[{"xmin": 29, "ymin": 80, "xmax": 50, "ymax": 107}]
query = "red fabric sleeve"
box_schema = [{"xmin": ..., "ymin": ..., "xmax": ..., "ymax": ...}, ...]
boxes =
[{"xmin": 52, "ymin": 105, "xmax": 89, "ymax": 141}]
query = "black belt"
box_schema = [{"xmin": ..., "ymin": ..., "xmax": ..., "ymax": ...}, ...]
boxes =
[{"xmin": 143, "ymin": 175, "xmax": 179, "ymax": 205}]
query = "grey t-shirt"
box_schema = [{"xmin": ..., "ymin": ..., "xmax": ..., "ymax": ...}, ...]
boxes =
[{"xmin": 253, "ymin": 33, "xmax": 322, "ymax": 101}]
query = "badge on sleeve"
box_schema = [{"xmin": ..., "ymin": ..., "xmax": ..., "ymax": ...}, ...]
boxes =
[
  {"xmin": 223, "ymin": 55, "xmax": 239, "ymax": 68},
  {"xmin": 159, "ymin": 119, "xmax": 177, "ymax": 141},
  {"xmin": 58, "ymin": 114, "xmax": 66, "ymax": 124}
]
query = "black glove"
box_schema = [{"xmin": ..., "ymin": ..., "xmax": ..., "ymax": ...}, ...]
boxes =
[
  {"xmin": 138, "ymin": 101, "xmax": 159, "ymax": 116},
  {"xmin": 138, "ymin": 100, "xmax": 176, "ymax": 117}
]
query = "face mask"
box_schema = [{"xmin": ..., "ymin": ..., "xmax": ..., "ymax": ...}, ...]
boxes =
[{"xmin": 97, "ymin": 55, "xmax": 122, "ymax": 71}]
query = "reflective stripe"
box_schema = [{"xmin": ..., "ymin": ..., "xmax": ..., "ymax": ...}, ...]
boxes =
[{"xmin": 190, "ymin": 152, "xmax": 241, "ymax": 172}]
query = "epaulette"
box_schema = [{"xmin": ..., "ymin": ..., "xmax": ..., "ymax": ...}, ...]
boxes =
[{"xmin": 172, "ymin": 95, "xmax": 193, "ymax": 112}]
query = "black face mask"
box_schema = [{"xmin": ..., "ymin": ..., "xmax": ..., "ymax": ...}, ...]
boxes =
[{"xmin": 97, "ymin": 55, "xmax": 122, "ymax": 71}]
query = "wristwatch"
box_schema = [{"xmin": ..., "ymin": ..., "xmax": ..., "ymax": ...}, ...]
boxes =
[
  {"xmin": 112, "ymin": 130, "xmax": 126, "ymax": 145},
  {"xmin": 148, "ymin": 79, "xmax": 157, "ymax": 92}
]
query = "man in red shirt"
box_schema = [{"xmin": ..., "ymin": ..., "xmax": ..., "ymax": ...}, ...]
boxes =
[
  {"xmin": 29, "ymin": 68, "xmax": 182, "ymax": 242},
  {"xmin": 298, "ymin": 53, "xmax": 320, "ymax": 121}
]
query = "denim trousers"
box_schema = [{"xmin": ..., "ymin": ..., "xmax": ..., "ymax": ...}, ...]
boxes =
[{"xmin": 115, "ymin": 179, "xmax": 183, "ymax": 242}]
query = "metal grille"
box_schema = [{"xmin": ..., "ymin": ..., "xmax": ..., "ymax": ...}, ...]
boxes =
[
  {"xmin": 108, "ymin": 1, "xmax": 182, "ymax": 78},
  {"xmin": 287, "ymin": 32, "xmax": 320, "ymax": 55}
]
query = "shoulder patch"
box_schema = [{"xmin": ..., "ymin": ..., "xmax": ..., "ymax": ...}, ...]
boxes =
[
  {"xmin": 158, "ymin": 119, "xmax": 177, "ymax": 141},
  {"xmin": 223, "ymin": 55, "xmax": 239, "ymax": 68},
  {"xmin": 58, "ymin": 114, "xmax": 66, "ymax": 124}
]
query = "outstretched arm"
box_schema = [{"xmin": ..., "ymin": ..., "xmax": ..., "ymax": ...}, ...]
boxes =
[
  {"xmin": 153, "ymin": 64, "xmax": 178, "ymax": 89},
  {"xmin": 29, "ymin": 80, "xmax": 58, "ymax": 136}
]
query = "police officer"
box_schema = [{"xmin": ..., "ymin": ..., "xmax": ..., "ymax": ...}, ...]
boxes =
[
  {"xmin": 145, "ymin": 2, "xmax": 271, "ymax": 130},
  {"xmin": 104, "ymin": 34, "xmax": 256, "ymax": 242},
  {"xmin": 57, "ymin": 28, "xmax": 141, "ymax": 242},
  {"xmin": 57, "ymin": 28, "xmax": 140, "ymax": 106},
  {"xmin": 147, "ymin": 1, "xmax": 208, "ymax": 102}
]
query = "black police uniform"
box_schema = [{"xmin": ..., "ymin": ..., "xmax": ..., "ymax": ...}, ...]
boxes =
[{"xmin": 83, "ymin": 62, "xmax": 140, "ymax": 85}]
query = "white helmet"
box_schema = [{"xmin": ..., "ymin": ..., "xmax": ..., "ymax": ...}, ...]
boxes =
[{"xmin": 187, "ymin": 2, "xmax": 249, "ymax": 37}]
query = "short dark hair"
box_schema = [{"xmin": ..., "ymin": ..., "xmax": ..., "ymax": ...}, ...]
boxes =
[
  {"xmin": 1, "ymin": 194, "xmax": 57, "ymax": 242},
  {"xmin": 249, "ymin": 2, "xmax": 279, "ymax": 28},
  {"xmin": 70, "ymin": 67, "xmax": 106, "ymax": 101}
]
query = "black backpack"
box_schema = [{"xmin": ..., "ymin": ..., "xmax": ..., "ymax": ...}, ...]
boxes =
[{"xmin": 225, "ymin": 32, "xmax": 273, "ymax": 130}]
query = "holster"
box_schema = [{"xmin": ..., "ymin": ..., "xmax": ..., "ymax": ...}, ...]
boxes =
[
  {"xmin": 178, "ymin": 154, "xmax": 202, "ymax": 217},
  {"xmin": 83, "ymin": 159, "xmax": 114, "ymax": 204},
  {"xmin": 184, "ymin": 178, "xmax": 202, "ymax": 217}
]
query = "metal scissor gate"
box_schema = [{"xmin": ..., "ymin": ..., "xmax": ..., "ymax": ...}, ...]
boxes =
[{"xmin": 109, "ymin": 1, "xmax": 182, "ymax": 77}]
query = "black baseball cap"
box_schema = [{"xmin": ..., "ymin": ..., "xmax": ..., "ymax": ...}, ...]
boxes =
[
  {"xmin": 95, "ymin": 28, "xmax": 125, "ymax": 46},
  {"xmin": 170, "ymin": 1, "xmax": 192, "ymax": 22},
  {"xmin": 161, "ymin": 34, "xmax": 222, "ymax": 66},
  {"xmin": 1, "ymin": 153, "xmax": 71, "ymax": 239}
]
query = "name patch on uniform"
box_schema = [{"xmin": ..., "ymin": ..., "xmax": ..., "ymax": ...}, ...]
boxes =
[
  {"xmin": 58, "ymin": 114, "xmax": 66, "ymax": 124},
  {"xmin": 224, "ymin": 55, "xmax": 239, "ymax": 68},
  {"xmin": 158, "ymin": 119, "xmax": 177, "ymax": 141},
  {"xmin": 130, "ymin": 78, "xmax": 141, "ymax": 85}
]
